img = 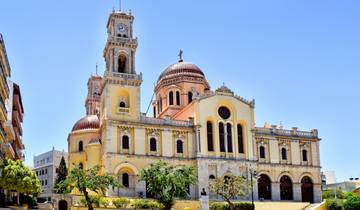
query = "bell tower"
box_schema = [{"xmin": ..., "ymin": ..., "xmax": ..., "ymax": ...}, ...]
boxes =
[{"xmin": 101, "ymin": 10, "xmax": 142, "ymax": 122}]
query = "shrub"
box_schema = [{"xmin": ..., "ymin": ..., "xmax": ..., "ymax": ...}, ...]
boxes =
[
  {"xmin": 183, "ymin": 207, "xmax": 191, "ymax": 210},
  {"xmin": 343, "ymin": 194, "xmax": 360, "ymax": 210},
  {"xmin": 80, "ymin": 196, "xmax": 101, "ymax": 207},
  {"xmin": 113, "ymin": 197, "xmax": 130, "ymax": 208},
  {"xmin": 325, "ymin": 199, "xmax": 342, "ymax": 210},
  {"xmin": 210, "ymin": 202, "xmax": 254, "ymax": 210},
  {"xmin": 100, "ymin": 197, "xmax": 111, "ymax": 208},
  {"xmin": 323, "ymin": 189, "xmax": 346, "ymax": 200},
  {"xmin": 130, "ymin": 199, "xmax": 164, "ymax": 209}
]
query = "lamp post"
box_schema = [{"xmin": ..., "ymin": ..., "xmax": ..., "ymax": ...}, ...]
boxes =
[{"xmin": 249, "ymin": 168, "xmax": 257, "ymax": 207}]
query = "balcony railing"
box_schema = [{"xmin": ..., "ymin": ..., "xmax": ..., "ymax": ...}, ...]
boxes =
[
  {"xmin": 254, "ymin": 127, "xmax": 318, "ymax": 138},
  {"xmin": 140, "ymin": 115, "xmax": 193, "ymax": 127},
  {"xmin": 104, "ymin": 71, "xmax": 142, "ymax": 80},
  {"xmin": 108, "ymin": 36, "xmax": 138, "ymax": 44}
]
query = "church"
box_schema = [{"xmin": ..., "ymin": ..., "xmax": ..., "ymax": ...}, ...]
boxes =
[{"xmin": 67, "ymin": 10, "xmax": 322, "ymax": 203}]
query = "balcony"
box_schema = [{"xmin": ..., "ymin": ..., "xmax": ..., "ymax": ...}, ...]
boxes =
[
  {"xmin": 108, "ymin": 36, "xmax": 138, "ymax": 45},
  {"xmin": 0, "ymin": 94, "xmax": 6, "ymax": 120},
  {"xmin": 3, "ymin": 120, "xmax": 15, "ymax": 140},
  {"xmin": 104, "ymin": 71, "xmax": 142, "ymax": 80},
  {"xmin": 0, "ymin": 124, "xmax": 6, "ymax": 143},
  {"xmin": 117, "ymin": 107, "xmax": 130, "ymax": 113},
  {"xmin": 1, "ymin": 142, "xmax": 15, "ymax": 159},
  {"xmin": 140, "ymin": 115, "xmax": 193, "ymax": 127},
  {"xmin": 13, "ymin": 95, "xmax": 23, "ymax": 121}
]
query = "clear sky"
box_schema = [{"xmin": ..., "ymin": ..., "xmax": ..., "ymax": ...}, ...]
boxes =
[{"xmin": 0, "ymin": 0, "xmax": 359, "ymax": 182}]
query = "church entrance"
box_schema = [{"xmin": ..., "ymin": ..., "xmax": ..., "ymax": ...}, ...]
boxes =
[
  {"xmin": 258, "ymin": 174, "xmax": 272, "ymax": 200},
  {"xmin": 280, "ymin": 175, "xmax": 293, "ymax": 200},
  {"xmin": 301, "ymin": 176, "xmax": 314, "ymax": 203}
]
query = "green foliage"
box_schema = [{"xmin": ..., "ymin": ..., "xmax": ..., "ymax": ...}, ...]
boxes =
[
  {"xmin": 323, "ymin": 189, "xmax": 346, "ymax": 199},
  {"xmin": 54, "ymin": 156, "xmax": 68, "ymax": 193},
  {"xmin": 139, "ymin": 161, "xmax": 197, "ymax": 210},
  {"xmin": 183, "ymin": 207, "xmax": 191, "ymax": 210},
  {"xmin": 80, "ymin": 196, "xmax": 101, "ymax": 207},
  {"xmin": 325, "ymin": 199, "xmax": 343, "ymax": 210},
  {"xmin": 210, "ymin": 202, "xmax": 254, "ymax": 210},
  {"xmin": 57, "ymin": 165, "xmax": 121, "ymax": 210},
  {"xmin": 209, "ymin": 173, "xmax": 249, "ymax": 209},
  {"xmin": 343, "ymin": 193, "xmax": 360, "ymax": 210},
  {"xmin": 0, "ymin": 159, "xmax": 41, "ymax": 198},
  {"xmin": 130, "ymin": 199, "xmax": 164, "ymax": 209},
  {"xmin": 112, "ymin": 197, "xmax": 130, "ymax": 208},
  {"xmin": 99, "ymin": 197, "xmax": 111, "ymax": 207}
]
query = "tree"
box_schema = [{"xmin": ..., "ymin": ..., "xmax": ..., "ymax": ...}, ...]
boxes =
[
  {"xmin": 209, "ymin": 173, "xmax": 250, "ymax": 210},
  {"xmin": 0, "ymin": 159, "xmax": 41, "ymax": 205},
  {"xmin": 54, "ymin": 156, "xmax": 68, "ymax": 193},
  {"xmin": 139, "ymin": 161, "xmax": 197, "ymax": 210},
  {"xmin": 56, "ymin": 165, "xmax": 121, "ymax": 210},
  {"xmin": 344, "ymin": 193, "xmax": 360, "ymax": 210}
]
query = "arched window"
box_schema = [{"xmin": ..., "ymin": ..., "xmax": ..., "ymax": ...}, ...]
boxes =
[
  {"xmin": 207, "ymin": 121, "xmax": 214, "ymax": 152},
  {"xmin": 176, "ymin": 140, "xmax": 183, "ymax": 153},
  {"xmin": 150, "ymin": 138, "xmax": 157, "ymax": 152},
  {"xmin": 237, "ymin": 124, "xmax": 244, "ymax": 153},
  {"xmin": 302, "ymin": 149, "xmax": 308, "ymax": 161},
  {"xmin": 122, "ymin": 173, "xmax": 129, "ymax": 188},
  {"xmin": 78, "ymin": 141, "xmax": 83, "ymax": 152},
  {"xmin": 209, "ymin": 175, "xmax": 216, "ymax": 180},
  {"xmin": 169, "ymin": 91, "xmax": 174, "ymax": 105},
  {"xmin": 153, "ymin": 106, "xmax": 156, "ymax": 118},
  {"xmin": 281, "ymin": 148, "xmax": 287, "ymax": 160},
  {"xmin": 176, "ymin": 91, "xmax": 180, "ymax": 105},
  {"xmin": 159, "ymin": 97, "xmax": 162, "ymax": 112},
  {"xmin": 258, "ymin": 174, "xmax": 272, "ymax": 200},
  {"xmin": 119, "ymin": 101, "xmax": 126, "ymax": 108},
  {"xmin": 118, "ymin": 54, "xmax": 127, "ymax": 73},
  {"xmin": 219, "ymin": 122, "xmax": 225, "ymax": 152},
  {"xmin": 280, "ymin": 175, "xmax": 293, "ymax": 200},
  {"xmin": 301, "ymin": 176, "xmax": 314, "ymax": 203},
  {"xmin": 188, "ymin": 92, "xmax": 193, "ymax": 103},
  {"xmin": 259, "ymin": 146, "xmax": 265, "ymax": 159},
  {"xmin": 79, "ymin": 163, "xmax": 83, "ymax": 169},
  {"xmin": 122, "ymin": 135, "xmax": 129, "ymax": 149},
  {"xmin": 226, "ymin": 123, "xmax": 233, "ymax": 152}
]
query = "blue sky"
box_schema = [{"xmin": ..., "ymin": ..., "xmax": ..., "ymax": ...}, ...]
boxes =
[{"xmin": 0, "ymin": 0, "xmax": 359, "ymax": 182}]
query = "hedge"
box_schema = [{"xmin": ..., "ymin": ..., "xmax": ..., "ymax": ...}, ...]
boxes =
[{"xmin": 210, "ymin": 202, "xmax": 254, "ymax": 210}]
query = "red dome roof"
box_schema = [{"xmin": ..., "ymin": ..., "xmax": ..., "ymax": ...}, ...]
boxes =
[
  {"xmin": 72, "ymin": 115, "xmax": 100, "ymax": 132},
  {"xmin": 156, "ymin": 60, "xmax": 209, "ymax": 90}
]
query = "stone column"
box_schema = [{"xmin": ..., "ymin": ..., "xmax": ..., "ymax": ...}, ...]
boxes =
[
  {"xmin": 200, "ymin": 196, "xmax": 209, "ymax": 210},
  {"xmin": 313, "ymin": 184, "xmax": 322, "ymax": 203},
  {"xmin": 293, "ymin": 183, "xmax": 302, "ymax": 201},
  {"xmin": 271, "ymin": 182, "xmax": 280, "ymax": 201},
  {"xmin": 253, "ymin": 181, "xmax": 259, "ymax": 201}
]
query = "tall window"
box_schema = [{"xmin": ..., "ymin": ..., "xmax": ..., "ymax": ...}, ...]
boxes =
[
  {"xmin": 207, "ymin": 121, "xmax": 214, "ymax": 152},
  {"xmin": 150, "ymin": 138, "xmax": 157, "ymax": 152},
  {"xmin": 237, "ymin": 124, "xmax": 244, "ymax": 153},
  {"xmin": 122, "ymin": 173, "xmax": 129, "ymax": 188},
  {"xmin": 281, "ymin": 148, "xmax": 287, "ymax": 160},
  {"xmin": 159, "ymin": 97, "xmax": 162, "ymax": 112},
  {"xmin": 302, "ymin": 149, "xmax": 308, "ymax": 161},
  {"xmin": 259, "ymin": 146, "xmax": 265, "ymax": 159},
  {"xmin": 188, "ymin": 92, "xmax": 193, "ymax": 103},
  {"xmin": 226, "ymin": 123, "xmax": 233, "ymax": 152},
  {"xmin": 122, "ymin": 135, "xmax": 129, "ymax": 149},
  {"xmin": 176, "ymin": 91, "xmax": 180, "ymax": 105},
  {"xmin": 78, "ymin": 141, "xmax": 83, "ymax": 152},
  {"xmin": 118, "ymin": 55, "xmax": 127, "ymax": 73},
  {"xmin": 153, "ymin": 106, "xmax": 156, "ymax": 118},
  {"xmin": 219, "ymin": 122, "xmax": 225, "ymax": 152},
  {"xmin": 169, "ymin": 91, "xmax": 174, "ymax": 105},
  {"xmin": 176, "ymin": 140, "xmax": 183, "ymax": 153}
]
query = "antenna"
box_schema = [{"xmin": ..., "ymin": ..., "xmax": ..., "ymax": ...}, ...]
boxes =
[{"xmin": 95, "ymin": 62, "xmax": 98, "ymax": 75}]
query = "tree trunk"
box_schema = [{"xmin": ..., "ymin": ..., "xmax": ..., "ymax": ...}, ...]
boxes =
[
  {"xmin": 164, "ymin": 203, "xmax": 173, "ymax": 210},
  {"xmin": 83, "ymin": 190, "xmax": 94, "ymax": 210},
  {"xmin": 226, "ymin": 199, "xmax": 234, "ymax": 210},
  {"xmin": 17, "ymin": 192, "xmax": 20, "ymax": 206}
]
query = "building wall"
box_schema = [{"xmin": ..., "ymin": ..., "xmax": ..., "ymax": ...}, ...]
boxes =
[{"xmin": 33, "ymin": 148, "xmax": 68, "ymax": 200}]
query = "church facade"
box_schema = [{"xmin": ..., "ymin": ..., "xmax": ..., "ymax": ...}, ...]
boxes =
[{"xmin": 68, "ymin": 10, "xmax": 322, "ymax": 203}]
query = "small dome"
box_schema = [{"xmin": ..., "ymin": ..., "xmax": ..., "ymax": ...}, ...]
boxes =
[
  {"xmin": 72, "ymin": 115, "xmax": 100, "ymax": 131},
  {"xmin": 156, "ymin": 60, "xmax": 209, "ymax": 90}
]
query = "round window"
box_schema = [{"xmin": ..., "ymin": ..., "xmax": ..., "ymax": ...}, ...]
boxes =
[{"xmin": 218, "ymin": 106, "xmax": 231, "ymax": 119}]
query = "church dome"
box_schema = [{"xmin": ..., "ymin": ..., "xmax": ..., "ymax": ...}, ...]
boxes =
[
  {"xmin": 72, "ymin": 115, "xmax": 100, "ymax": 132},
  {"xmin": 156, "ymin": 60, "xmax": 209, "ymax": 91}
]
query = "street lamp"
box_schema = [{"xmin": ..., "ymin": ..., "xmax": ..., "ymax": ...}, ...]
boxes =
[{"xmin": 249, "ymin": 168, "xmax": 257, "ymax": 207}]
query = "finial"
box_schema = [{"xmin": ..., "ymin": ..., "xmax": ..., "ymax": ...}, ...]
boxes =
[
  {"xmin": 178, "ymin": 49, "xmax": 183, "ymax": 62},
  {"xmin": 96, "ymin": 62, "xmax": 98, "ymax": 75}
]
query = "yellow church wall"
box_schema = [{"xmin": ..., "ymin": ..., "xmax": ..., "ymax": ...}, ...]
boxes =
[
  {"xmin": 194, "ymin": 94, "xmax": 254, "ymax": 159},
  {"xmin": 106, "ymin": 84, "xmax": 140, "ymax": 121}
]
